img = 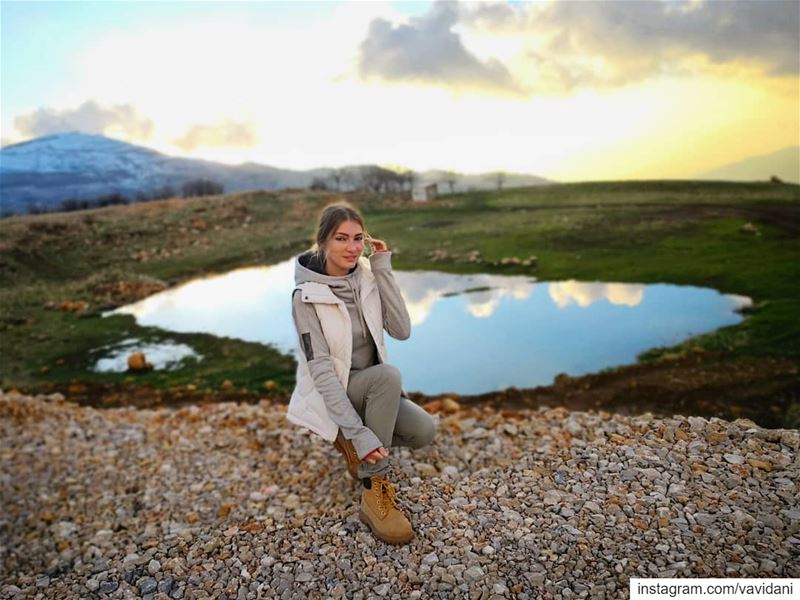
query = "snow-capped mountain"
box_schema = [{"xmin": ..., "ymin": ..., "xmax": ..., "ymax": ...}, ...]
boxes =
[
  {"xmin": 0, "ymin": 132, "xmax": 552, "ymax": 216},
  {"xmin": 0, "ymin": 132, "xmax": 330, "ymax": 216}
]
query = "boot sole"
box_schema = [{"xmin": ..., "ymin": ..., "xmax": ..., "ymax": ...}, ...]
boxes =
[{"xmin": 359, "ymin": 509, "xmax": 414, "ymax": 545}]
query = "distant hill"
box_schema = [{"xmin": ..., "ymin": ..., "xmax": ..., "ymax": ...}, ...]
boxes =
[
  {"xmin": 695, "ymin": 146, "xmax": 799, "ymax": 184},
  {"xmin": 0, "ymin": 132, "xmax": 552, "ymax": 216},
  {"xmin": 0, "ymin": 132, "xmax": 328, "ymax": 216}
]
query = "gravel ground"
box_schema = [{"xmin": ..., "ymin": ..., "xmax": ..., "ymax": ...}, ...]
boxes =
[{"xmin": 1, "ymin": 390, "xmax": 798, "ymax": 600}]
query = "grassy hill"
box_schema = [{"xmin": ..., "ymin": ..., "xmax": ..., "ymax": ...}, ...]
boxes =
[{"xmin": 1, "ymin": 180, "xmax": 798, "ymax": 424}]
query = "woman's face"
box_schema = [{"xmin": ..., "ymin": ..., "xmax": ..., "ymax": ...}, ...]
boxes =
[{"xmin": 323, "ymin": 219, "xmax": 365, "ymax": 276}]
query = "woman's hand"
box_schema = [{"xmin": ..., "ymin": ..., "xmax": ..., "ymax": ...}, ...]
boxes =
[
  {"xmin": 368, "ymin": 237, "xmax": 389, "ymax": 253},
  {"xmin": 362, "ymin": 446, "xmax": 389, "ymax": 464}
]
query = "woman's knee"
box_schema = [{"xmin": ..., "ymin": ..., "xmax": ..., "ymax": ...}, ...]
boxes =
[
  {"xmin": 372, "ymin": 363, "xmax": 402, "ymax": 393},
  {"xmin": 421, "ymin": 413, "xmax": 437, "ymax": 446},
  {"xmin": 408, "ymin": 413, "xmax": 437, "ymax": 449}
]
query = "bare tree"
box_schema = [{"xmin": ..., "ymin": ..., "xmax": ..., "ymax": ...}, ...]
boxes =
[
  {"xmin": 329, "ymin": 168, "xmax": 344, "ymax": 191},
  {"xmin": 340, "ymin": 168, "xmax": 358, "ymax": 191},
  {"xmin": 361, "ymin": 166, "xmax": 390, "ymax": 194},
  {"xmin": 96, "ymin": 193, "xmax": 129, "ymax": 207},
  {"xmin": 152, "ymin": 185, "xmax": 176, "ymax": 200},
  {"xmin": 495, "ymin": 171, "xmax": 506, "ymax": 191},
  {"xmin": 310, "ymin": 177, "xmax": 328, "ymax": 191},
  {"xmin": 401, "ymin": 170, "xmax": 418, "ymax": 192},
  {"xmin": 181, "ymin": 179, "xmax": 224, "ymax": 198},
  {"xmin": 445, "ymin": 171, "xmax": 458, "ymax": 193}
]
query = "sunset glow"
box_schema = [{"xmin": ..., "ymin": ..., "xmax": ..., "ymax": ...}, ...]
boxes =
[{"xmin": 2, "ymin": 1, "xmax": 797, "ymax": 181}]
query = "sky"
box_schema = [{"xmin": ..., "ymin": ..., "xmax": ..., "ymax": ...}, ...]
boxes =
[{"xmin": 1, "ymin": 0, "xmax": 798, "ymax": 181}]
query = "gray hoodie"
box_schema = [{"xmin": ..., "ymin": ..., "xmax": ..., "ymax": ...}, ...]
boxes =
[{"xmin": 291, "ymin": 250, "xmax": 411, "ymax": 459}]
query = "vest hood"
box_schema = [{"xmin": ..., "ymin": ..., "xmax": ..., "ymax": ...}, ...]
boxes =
[
  {"xmin": 295, "ymin": 250, "xmax": 370, "ymax": 340},
  {"xmin": 295, "ymin": 250, "xmax": 359, "ymax": 289}
]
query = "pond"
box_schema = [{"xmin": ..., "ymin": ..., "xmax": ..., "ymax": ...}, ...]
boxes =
[{"xmin": 100, "ymin": 257, "xmax": 751, "ymax": 395}]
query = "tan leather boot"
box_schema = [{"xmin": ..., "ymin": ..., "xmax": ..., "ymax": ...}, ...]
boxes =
[
  {"xmin": 332, "ymin": 430, "xmax": 360, "ymax": 482},
  {"xmin": 359, "ymin": 475, "xmax": 414, "ymax": 545}
]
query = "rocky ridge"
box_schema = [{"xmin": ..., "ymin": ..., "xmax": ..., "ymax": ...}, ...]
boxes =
[{"xmin": 1, "ymin": 390, "xmax": 798, "ymax": 599}]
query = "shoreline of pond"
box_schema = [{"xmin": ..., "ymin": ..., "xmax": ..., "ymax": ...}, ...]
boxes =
[
  {"xmin": 2, "ymin": 183, "xmax": 798, "ymax": 428},
  {"xmin": 14, "ymin": 348, "xmax": 799, "ymax": 429}
]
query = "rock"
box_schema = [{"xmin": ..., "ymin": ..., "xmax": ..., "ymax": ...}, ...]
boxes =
[
  {"xmin": 99, "ymin": 581, "xmax": 119, "ymax": 594},
  {"xmin": 553, "ymin": 373, "xmax": 571, "ymax": 388},
  {"xmin": 667, "ymin": 483, "xmax": 685, "ymax": 497},
  {"xmin": 415, "ymin": 462, "xmax": 438, "ymax": 477},
  {"xmin": 780, "ymin": 430, "xmax": 800, "ymax": 449},
  {"xmin": 441, "ymin": 465, "xmax": 459, "ymax": 479},
  {"xmin": 758, "ymin": 514, "xmax": 784, "ymax": 530},
  {"xmin": 723, "ymin": 453, "xmax": 745, "ymax": 464},
  {"xmin": 693, "ymin": 513, "xmax": 716, "ymax": 526},
  {"xmin": 543, "ymin": 490, "xmax": 562, "ymax": 505},
  {"xmin": 731, "ymin": 509, "xmax": 756, "ymax": 528},
  {"xmin": 59, "ymin": 300, "xmax": 89, "ymax": 313},
  {"xmin": 759, "ymin": 558, "xmax": 778, "ymax": 572},
  {"xmin": 746, "ymin": 458, "xmax": 772, "ymax": 471},
  {"xmin": 583, "ymin": 501, "xmax": 602, "ymax": 513},
  {"xmin": 127, "ymin": 352, "xmax": 153, "ymax": 372},
  {"xmin": 674, "ymin": 428, "xmax": 690, "ymax": 441},
  {"xmin": 442, "ymin": 397, "xmax": 461, "ymax": 413},
  {"xmin": 0, "ymin": 389, "xmax": 795, "ymax": 598},
  {"xmin": 138, "ymin": 577, "xmax": 158, "ymax": 595},
  {"xmin": 705, "ymin": 431, "xmax": 729, "ymax": 444},
  {"xmin": 55, "ymin": 520, "xmax": 79, "ymax": 538}
]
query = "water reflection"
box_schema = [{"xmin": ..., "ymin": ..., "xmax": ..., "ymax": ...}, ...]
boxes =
[
  {"xmin": 92, "ymin": 339, "xmax": 201, "ymax": 373},
  {"xmin": 102, "ymin": 257, "xmax": 751, "ymax": 394},
  {"xmin": 549, "ymin": 281, "xmax": 645, "ymax": 308},
  {"xmin": 390, "ymin": 271, "xmax": 537, "ymax": 323}
]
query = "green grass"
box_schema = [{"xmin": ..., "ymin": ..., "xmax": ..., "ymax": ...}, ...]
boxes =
[{"xmin": 1, "ymin": 180, "xmax": 798, "ymax": 393}]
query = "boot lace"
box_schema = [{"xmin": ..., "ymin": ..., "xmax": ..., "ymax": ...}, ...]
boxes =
[{"xmin": 373, "ymin": 476, "xmax": 398, "ymax": 517}]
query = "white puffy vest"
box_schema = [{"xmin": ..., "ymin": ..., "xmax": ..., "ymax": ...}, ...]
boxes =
[{"xmin": 286, "ymin": 257, "xmax": 389, "ymax": 442}]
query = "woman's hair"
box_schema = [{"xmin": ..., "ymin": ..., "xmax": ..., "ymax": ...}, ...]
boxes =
[{"xmin": 311, "ymin": 202, "xmax": 368, "ymax": 264}]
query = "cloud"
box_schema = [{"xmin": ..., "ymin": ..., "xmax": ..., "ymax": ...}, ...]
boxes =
[
  {"xmin": 548, "ymin": 281, "xmax": 645, "ymax": 309},
  {"xmin": 361, "ymin": 0, "xmax": 798, "ymax": 97},
  {"xmin": 392, "ymin": 269, "xmax": 536, "ymax": 324},
  {"xmin": 358, "ymin": 0, "xmax": 524, "ymax": 96},
  {"xmin": 173, "ymin": 120, "xmax": 258, "ymax": 151},
  {"xmin": 461, "ymin": 0, "xmax": 799, "ymax": 93},
  {"xmin": 13, "ymin": 100, "xmax": 154, "ymax": 139}
]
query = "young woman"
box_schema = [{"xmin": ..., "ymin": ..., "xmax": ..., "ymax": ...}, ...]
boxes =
[{"xmin": 287, "ymin": 202, "xmax": 437, "ymax": 545}]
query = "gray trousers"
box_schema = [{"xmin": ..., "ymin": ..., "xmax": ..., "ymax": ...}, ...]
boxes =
[{"xmin": 346, "ymin": 364, "xmax": 437, "ymax": 479}]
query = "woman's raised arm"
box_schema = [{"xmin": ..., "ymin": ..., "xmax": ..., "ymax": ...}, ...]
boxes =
[{"xmin": 369, "ymin": 250, "xmax": 411, "ymax": 340}]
